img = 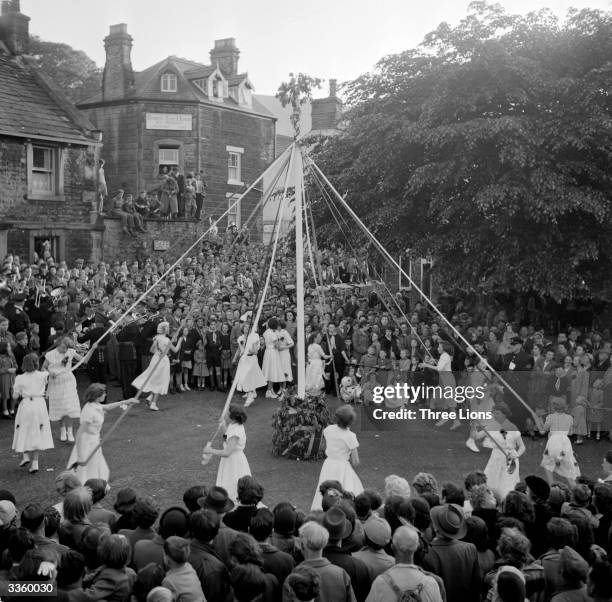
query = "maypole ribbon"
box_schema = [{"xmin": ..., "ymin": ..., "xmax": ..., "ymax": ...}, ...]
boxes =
[
  {"xmin": 202, "ymin": 144, "xmax": 297, "ymax": 464},
  {"xmin": 70, "ymin": 144, "xmax": 294, "ymax": 374},
  {"xmin": 308, "ymin": 158, "xmax": 539, "ymax": 426}
]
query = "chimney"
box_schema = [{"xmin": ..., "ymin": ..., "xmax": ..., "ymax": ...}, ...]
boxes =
[
  {"xmin": 311, "ymin": 78, "xmax": 342, "ymax": 132},
  {"xmin": 210, "ymin": 38, "xmax": 240, "ymax": 76},
  {"xmin": 0, "ymin": 0, "xmax": 30, "ymax": 56},
  {"xmin": 329, "ymin": 79, "xmax": 337, "ymax": 98},
  {"xmin": 102, "ymin": 23, "xmax": 134, "ymax": 101}
]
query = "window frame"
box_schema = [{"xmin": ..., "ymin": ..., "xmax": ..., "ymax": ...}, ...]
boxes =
[
  {"xmin": 26, "ymin": 143, "xmax": 65, "ymax": 201},
  {"xmin": 226, "ymin": 193, "xmax": 242, "ymax": 228},
  {"xmin": 160, "ymin": 72, "xmax": 178, "ymax": 93},
  {"xmin": 226, "ymin": 145, "xmax": 244, "ymax": 186}
]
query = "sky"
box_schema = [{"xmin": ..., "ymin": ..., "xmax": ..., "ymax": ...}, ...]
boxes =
[{"xmin": 23, "ymin": 0, "xmax": 612, "ymax": 96}]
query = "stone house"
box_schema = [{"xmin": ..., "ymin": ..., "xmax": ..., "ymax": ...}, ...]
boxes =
[
  {"xmin": 78, "ymin": 25, "xmax": 276, "ymax": 241},
  {"xmin": 0, "ymin": 0, "xmax": 103, "ymax": 264}
]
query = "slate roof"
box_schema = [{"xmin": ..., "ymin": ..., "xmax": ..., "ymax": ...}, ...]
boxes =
[
  {"xmin": 0, "ymin": 53, "xmax": 97, "ymax": 144},
  {"xmin": 79, "ymin": 56, "xmax": 274, "ymax": 120}
]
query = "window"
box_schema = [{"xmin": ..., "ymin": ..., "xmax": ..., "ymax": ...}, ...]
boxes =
[
  {"xmin": 161, "ymin": 72, "xmax": 177, "ymax": 92},
  {"xmin": 158, "ymin": 146, "xmax": 180, "ymax": 175},
  {"xmin": 27, "ymin": 144, "xmax": 64, "ymax": 200},
  {"xmin": 226, "ymin": 193, "xmax": 241, "ymax": 228},
  {"xmin": 227, "ymin": 145, "xmax": 244, "ymax": 185}
]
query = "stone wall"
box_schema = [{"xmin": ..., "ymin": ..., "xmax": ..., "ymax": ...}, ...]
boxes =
[{"xmin": 0, "ymin": 136, "xmax": 101, "ymax": 263}]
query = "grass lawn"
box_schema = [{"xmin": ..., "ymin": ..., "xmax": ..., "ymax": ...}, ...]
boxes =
[{"xmin": 0, "ymin": 379, "xmax": 608, "ymax": 511}]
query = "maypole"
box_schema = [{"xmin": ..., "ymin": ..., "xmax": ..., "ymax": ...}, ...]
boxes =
[{"xmin": 293, "ymin": 148, "xmax": 306, "ymax": 398}]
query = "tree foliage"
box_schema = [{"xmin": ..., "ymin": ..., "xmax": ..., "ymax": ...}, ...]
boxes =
[
  {"xmin": 309, "ymin": 2, "xmax": 612, "ymax": 300},
  {"xmin": 28, "ymin": 36, "xmax": 102, "ymax": 103},
  {"xmin": 277, "ymin": 72, "xmax": 323, "ymax": 138}
]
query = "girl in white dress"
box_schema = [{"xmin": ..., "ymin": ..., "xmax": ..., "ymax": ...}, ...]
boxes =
[
  {"xmin": 43, "ymin": 336, "xmax": 92, "ymax": 442},
  {"xmin": 305, "ymin": 332, "xmax": 331, "ymax": 396},
  {"xmin": 234, "ymin": 324, "xmax": 267, "ymax": 408},
  {"xmin": 203, "ymin": 405, "xmax": 251, "ymax": 503},
  {"xmin": 277, "ymin": 321, "xmax": 295, "ymax": 390},
  {"xmin": 474, "ymin": 403, "xmax": 526, "ymax": 500},
  {"xmin": 262, "ymin": 318, "xmax": 285, "ymax": 399},
  {"xmin": 132, "ymin": 322, "xmax": 181, "ymax": 411},
  {"xmin": 12, "ymin": 353, "xmax": 54, "ymax": 473},
  {"xmin": 312, "ymin": 405, "xmax": 364, "ymax": 510},
  {"xmin": 67, "ymin": 383, "xmax": 138, "ymax": 483},
  {"xmin": 420, "ymin": 341, "xmax": 459, "ymax": 430},
  {"xmin": 538, "ymin": 398, "xmax": 580, "ymax": 485}
]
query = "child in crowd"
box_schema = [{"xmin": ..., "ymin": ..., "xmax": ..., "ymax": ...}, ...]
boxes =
[
  {"xmin": 0, "ymin": 341, "xmax": 17, "ymax": 417},
  {"xmin": 589, "ymin": 378, "xmax": 604, "ymax": 440},
  {"xmin": 192, "ymin": 340, "xmax": 208, "ymax": 391},
  {"xmin": 358, "ymin": 345, "xmax": 378, "ymax": 405},
  {"xmin": 178, "ymin": 327, "xmax": 192, "ymax": 392}
]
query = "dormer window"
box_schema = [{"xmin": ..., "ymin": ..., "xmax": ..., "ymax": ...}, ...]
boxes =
[
  {"xmin": 161, "ymin": 72, "xmax": 177, "ymax": 92},
  {"xmin": 207, "ymin": 69, "xmax": 226, "ymax": 102}
]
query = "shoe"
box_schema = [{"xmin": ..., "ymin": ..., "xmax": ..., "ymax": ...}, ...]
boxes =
[
  {"xmin": 67, "ymin": 428, "xmax": 74, "ymax": 443},
  {"xmin": 146, "ymin": 394, "xmax": 153, "ymax": 403},
  {"xmin": 29, "ymin": 463, "xmax": 39, "ymax": 474},
  {"xmin": 19, "ymin": 456, "xmax": 30, "ymax": 467},
  {"xmin": 1, "ymin": 411, "xmax": 10, "ymax": 419},
  {"xmin": 242, "ymin": 392, "xmax": 249, "ymax": 399},
  {"xmin": 60, "ymin": 427, "xmax": 67, "ymax": 441},
  {"xmin": 576, "ymin": 438, "xmax": 584, "ymax": 445},
  {"xmin": 266, "ymin": 390, "xmax": 278, "ymax": 399},
  {"xmin": 244, "ymin": 395, "xmax": 255, "ymax": 408},
  {"xmin": 184, "ymin": 384, "xmax": 191, "ymax": 391},
  {"xmin": 149, "ymin": 401, "xmax": 159, "ymax": 411},
  {"xmin": 450, "ymin": 420, "xmax": 461, "ymax": 431},
  {"xmin": 434, "ymin": 418, "xmax": 448, "ymax": 428},
  {"xmin": 178, "ymin": 384, "xmax": 185, "ymax": 392},
  {"xmin": 466, "ymin": 438, "xmax": 479, "ymax": 453}
]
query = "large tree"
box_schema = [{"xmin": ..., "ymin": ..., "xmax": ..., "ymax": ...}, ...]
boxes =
[
  {"xmin": 309, "ymin": 2, "xmax": 612, "ymax": 300},
  {"xmin": 28, "ymin": 36, "xmax": 101, "ymax": 103}
]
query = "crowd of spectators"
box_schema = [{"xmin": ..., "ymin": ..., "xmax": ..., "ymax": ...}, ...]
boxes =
[{"xmin": 1, "ymin": 460, "xmax": 612, "ymax": 601}]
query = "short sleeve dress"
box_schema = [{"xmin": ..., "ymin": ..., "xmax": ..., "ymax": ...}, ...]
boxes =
[
  {"xmin": 45, "ymin": 348, "xmax": 80, "ymax": 421},
  {"xmin": 216, "ymin": 421, "xmax": 251, "ymax": 503}
]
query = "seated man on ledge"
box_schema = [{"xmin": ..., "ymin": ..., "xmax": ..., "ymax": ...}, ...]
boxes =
[
  {"xmin": 123, "ymin": 194, "xmax": 146, "ymax": 233},
  {"xmin": 109, "ymin": 190, "xmax": 140, "ymax": 236}
]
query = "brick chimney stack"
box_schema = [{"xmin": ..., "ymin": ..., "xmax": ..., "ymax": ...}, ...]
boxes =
[
  {"xmin": 210, "ymin": 38, "xmax": 240, "ymax": 76},
  {"xmin": 311, "ymin": 78, "xmax": 342, "ymax": 132},
  {"xmin": 102, "ymin": 23, "xmax": 134, "ymax": 101},
  {"xmin": 0, "ymin": 0, "xmax": 30, "ymax": 56}
]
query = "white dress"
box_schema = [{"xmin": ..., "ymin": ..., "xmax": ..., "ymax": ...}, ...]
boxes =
[
  {"xmin": 12, "ymin": 371, "xmax": 54, "ymax": 453},
  {"xmin": 234, "ymin": 333, "xmax": 267, "ymax": 393},
  {"xmin": 278, "ymin": 329, "xmax": 294, "ymax": 382},
  {"xmin": 483, "ymin": 421, "xmax": 523, "ymax": 499},
  {"xmin": 45, "ymin": 348, "xmax": 81, "ymax": 421},
  {"xmin": 67, "ymin": 402, "xmax": 110, "ymax": 483},
  {"xmin": 132, "ymin": 334, "xmax": 171, "ymax": 394},
  {"xmin": 305, "ymin": 343, "xmax": 326, "ymax": 395},
  {"xmin": 217, "ymin": 422, "xmax": 251, "ymax": 503},
  {"xmin": 540, "ymin": 412, "xmax": 580, "ymax": 480},
  {"xmin": 311, "ymin": 424, "xmax": 364, "ymax": 510},
  {"xmin": 262, "ymin": 329, "xmax": 285, "ymax": 383}
]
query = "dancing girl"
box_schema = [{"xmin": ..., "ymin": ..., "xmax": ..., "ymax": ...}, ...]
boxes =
[
  {"xmin": 234, "ymin": 323, "xmax": 266, "ymax": 408},
  {"xmin": 132, "ymin": 322, "xmax": 181, "ymax": 411},
  {"xmin": 67, "ymin": 383, "xmax": 139, "ymax": 482}
]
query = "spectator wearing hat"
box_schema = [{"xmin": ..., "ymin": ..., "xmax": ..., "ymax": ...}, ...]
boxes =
[
  {"xmin": 249, "ymin": 508, "xmax": 295, "ymax": 587},
  {"xmin": 295, "ymin": 520, "xmax": 356, "ymax": 602},
  {"xmin": 5, "ymin": 291, "xmax": 30, "ymax": 336},
  {"xmin": 321, "ymin": 506, "xmax": 370, "ymax": 601},
  {"xmin": 270, "ymin": 503, "xmax": 299, "ymax": 559},
  {"xmin": 491, "ymin": 566, "xmax": 527, "ymax": 602},
  {"xmin": 423, "ymin": 504, "xmax": 481, "ymax": 602},
  {"xmin": 550, "ymin": 546, "xmax": 590, "ymax": 602},
  {"xmin": 118, "ymin": 497, "xmax": 159, "ymax": 551},
  {"xmin": 20, "ymin": 502, "xmax": 69, "ymax": 563},
  {"xmin": 133, "ymin": 507, "xmax": 190, "ymax": 572},
  {"xmin": 366, "ymin": 524, "xmax": 443, "ymax": 602},
  {"xmin": 197, "ymin": 486, "xmax": 238, "ymax": 566},
  {"xmin": 524, "ymin": 475, "xmax": 552, "ymax": 559},
  {"xmin": 352, "ymin": 515, "xmax": 394, "ymax": 580},
  {"xmin": 188, "ymin": 508, "xmax": 232, "ymax": 602}
]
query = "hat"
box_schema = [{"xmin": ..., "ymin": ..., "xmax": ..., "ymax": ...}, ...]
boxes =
[
  {"xmin": 496, "ymin": 566, "xmax": 526, "ymax": 602},
  {"xmin": 273, "ymin": 507, "xmax": 297, "ymax": 535},
  {"xmin": 430, "ymin": 503, "xmax": 467, "ymax": 539},
  {"xmin": 322, "ymin": 506, "xmax": 352, "ymax": 541},
  {"xmin": 0, "ymin": 500, "xmax": 16, "ymax": 526},
  {"xmin": 559, "ymin": 546, "xmax": 588, "ymax": 581},
  {"xmin": 197, "ymin": 487, "xmax": 234, "ymax": 514},
  {"xmin": 525, "ymin": 475, "xmax": 551, "ymax": 501},
  {"xmin": 363, "ymin": 515, "xmax": 392, "ymax": 547}
]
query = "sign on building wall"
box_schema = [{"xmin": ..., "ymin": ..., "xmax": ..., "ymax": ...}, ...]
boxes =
[
  {"xmin": 153, "ymin": 240, "xmax": 170, "ymax": 251},
  {"xmin": 145, "ymin": 113, "xmax": 193, "ymax": 130}
]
